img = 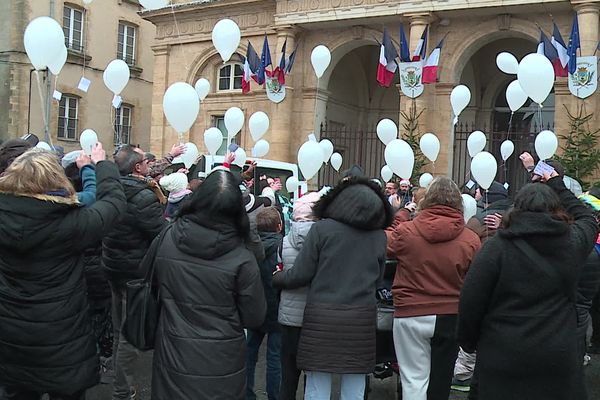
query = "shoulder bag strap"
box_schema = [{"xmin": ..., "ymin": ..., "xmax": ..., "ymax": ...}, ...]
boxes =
[
  {"xmin": 512, "ymin": 238, "xmax": 573, "ymax": 302},
  {"xmin": 141, "ymin": 223, "xmax": 173, "ymax": 283}
]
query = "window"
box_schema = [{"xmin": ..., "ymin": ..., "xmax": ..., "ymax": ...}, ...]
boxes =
[
  {"xmin": 114, "ymin": 105, "xmax": 133, "ymax": 145},
  {"xmin": 63, "ymin": 6, "xmax": 84, "ymax": 51},
  {"xmin": 58, "ymin": 96, "xmax": 79, "ymax": 141},
  {"xmin": 118, "ymin": 22, "xmax": 137, "ymax": 66},
  {"xmin": 214, "ymin": 116, "xmax": 238, "ymax": 155},
  {"xmin": 218, "ymin": 63, "xmax": 243, "ymax": 91}
]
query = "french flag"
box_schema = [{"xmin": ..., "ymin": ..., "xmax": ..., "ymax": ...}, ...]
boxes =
[
  {"xmin": 285, "ymin": 45, "xmax": 297, "ymax": 74},
  {"xmin": 243, "ymin": 41, "xmax": 260, "ymax": 93},
  {"xmin": 537, "ymin": 29, "xmax": 560, "ymax": 80},
  {"xmin": 376, "ymin": 28, "xmax": 398, "ymax": 88},
  {"xmin": 551, "ymin": 23, "xmax": 569, "ymax": 77},
  {"xmin": 412, "ymin": 26, "xmax": 428, "ymax": 61},
  {"xmin": 422, "ymin": 38, "xmax": 444, "ymax": 84},
  {"xmin": 272, "ymin": 39, "xmax": 287, "ymax": 85}
]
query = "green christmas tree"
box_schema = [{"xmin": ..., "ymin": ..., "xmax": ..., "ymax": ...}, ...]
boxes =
[
  {"xmin": 400, "ymin": 101, "xmax": 427, "ymax": 179},
  {"xmin": 555, "ymin": 105, "xmax": 600, "ymax": 190}
]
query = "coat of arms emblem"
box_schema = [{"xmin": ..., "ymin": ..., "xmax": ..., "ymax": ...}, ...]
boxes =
[
  {"xmin": 399, "ymin": 61, "xmax": 424, "ymax": 98},
  {"xmin": 568, "ymin": 56, "xmax": 597, "ymax": 99},
  {"xmin": 266, "ymin": 76, "xmax": 286, "ymax": 103}
]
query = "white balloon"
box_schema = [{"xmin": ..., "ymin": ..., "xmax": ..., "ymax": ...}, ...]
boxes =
[
  {"xmin": 139, "ymin": 0, "xmax": 169, "ymax": 10},
  {"xmin": 35, "ymin": 141, "xmax": 52, "ymax": 151},
  {"xmin": 467, "ymin": 130, "xmax": 487, "ymax": 158},
  {"xmin": 506, "ymin": 80, "xmax": 528, "ymax": 112},
  {"xmin": 249, "ymin": 112, "xmax": 269, "ymax": 142},
  {"xmin": 204, "ymin": 127, "xmax": 223, "ymax": 156},
  {"xmin": 535, "ymin": 130, "xmax": 558, "ymax": 160},
  {"xmin": 384, "ymin": 139, "xmax": 415, "ymax": 179},
  {"xmin": 419, "ymin": 133, "xmax": 440, "ymax": 162},
  {"xmin": 330, "ymin": 152, "xmax": 342, "ymax": 171},
  {"xmin": 419, "ymin": 173, "xmax": 433, "ymax": 188},
  {"xmin": 286, "ymin": 176, "xmax": 299, "ymax": 193},
  {"xmin": 253, "ymin": 140, "xmax": 270, "ymax": 158},
  {"xmin": 496, "ymin": 52, "xmax": 519, "ymax": 74},
  {"xmin": 233, "ymin": 147, "xmax": 247, "ymax": 167},
  {"xmin": 224, "ymin": 107, "xmax": 244, "ymax": 137},
  {"xmin": 163, "ymin": 82, "xmax": 200, "ymax": 134},
  {"xmin": 211, "ymin": 19, "xmax": 241, "ymax": 63},
  {"xmin": 450, "ymin": 85, "xmax": 471, "ymax": 119},
  {"xmin": 517, "ymin": 53, "xmax": 555, "ymax": 105},
  {"xmin": 181, "ymin": 142, "xmax": 199, "ymax": 169},
  {"xmin": 79, "ymin": 129, "xmax": 98, "ymax": 155},
  {"xmin": 377, "ymin": 119, "xmax": 398, "ymax": 145},
  {"xmin": 461, "ymin": 194, "xmax": 477, "ymax": 223},
  {"xmin": 381, "ymin": 165, "xmax": 393, "ymax": 183},
  {"xmin": 48, "ymin": 45, "xmax": 68, "ymax": 76},
  {"xmin": 24, "ymin": 17, "xmax": 65, "ymax": 71},
  {"xmin": 103, "ymin": 59, "xmax": 130, "ymax": 95},
  {"xmin": 83, "ymin": 0, "xmax": 93, "ymax": 4},
  {"xmin": 470, "ymin": 151, "xmax": 497, "ymax": 190},
  {"xmin": 298, "ymin": 141, "xmax": 323, "ymax": 180},
  {"xmin": 500, "ymin": 140, "xmax": 515, "ymax": 161},
  {"xmin": 311, "ymin": 45, "xmax": 331, "ymax": 79},
  {"xmin": 319, "ymin": 139, "xmax": 334, "ymax": 164},
  {"xmin": 194, "ymin": 78, "xmax": 210, "ymax": 101}
]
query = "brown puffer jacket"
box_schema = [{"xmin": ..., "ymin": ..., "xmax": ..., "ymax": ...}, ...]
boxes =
[{"xmin": 386, "ymin": 205, "xmax": 481, "ymax": 317}]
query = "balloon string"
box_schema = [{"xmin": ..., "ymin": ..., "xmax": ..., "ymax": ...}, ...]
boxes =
[
  {"xmin": 506, "ymin": 112, "xmax": 513, "ymax": 142},
  {"xmin": 34, "ymin": 71, "xmax": 53, "ymax": 149},
  {"xmin": 484, "ymin": 189, "xmax": 489, "ymax": 237},
  {"xmin": 313, "ymin": 78, "xmax": 320, "ymax": 139},
  {"xmin": 171, "ymin": 4, "xmax": 190, "ymax": 72},
  {"xmin": 82, "ymin": 8, "xmax": 88, "ymax": 78}
]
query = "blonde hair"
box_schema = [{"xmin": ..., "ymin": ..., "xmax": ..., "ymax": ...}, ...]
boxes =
[
  {"xmin": 418, "ymin": 176, "xmax": 463, "ymax": 212},
  {"xmin": 0, "ymin": 149, "xmax": 77, "ymax": 202}
]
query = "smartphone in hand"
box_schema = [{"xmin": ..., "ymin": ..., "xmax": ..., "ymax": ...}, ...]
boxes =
[{"xmin": 228, "ymin": 143, "xmax": 239, "ymax": 153}]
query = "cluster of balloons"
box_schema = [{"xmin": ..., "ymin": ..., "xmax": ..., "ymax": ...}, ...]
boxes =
[
  {"xmin": 377, "ymin": 119, "xmax": 441, "ymax": 185},
  {"xmin": 497, "ymin": 51, "xmax": 554, "ymax": 106},
  {"xmin": 297, "ymin": 137, "xmax": 343, "ymax": 180},
  {"xmin": 24, "ymin": 17, "xmax": 67, "ymax": 75}
]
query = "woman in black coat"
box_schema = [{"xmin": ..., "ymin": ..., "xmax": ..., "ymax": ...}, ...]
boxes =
[
  {"xmin": 151, "ymin": 169, "xmax": 267, "ymax": 400},
  {"xmin": 457, "ymin": 174, "xmax": 598, "ymax": 400},
  {"xmin": 0, "ymin": 145, "xmax": 125, "ymax": 399},
  {"xmin": 273, "ymin": 177, "xmax": 393, "ymax": 399}
]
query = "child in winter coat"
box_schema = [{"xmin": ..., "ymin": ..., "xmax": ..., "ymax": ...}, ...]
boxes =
[
  {"xmin": 246, "ymin": 206, "xmax": 284, "ymax": 400},
  {"xmin": 159, "ymin": 172, "xmax": 191, "ymax": 220}
]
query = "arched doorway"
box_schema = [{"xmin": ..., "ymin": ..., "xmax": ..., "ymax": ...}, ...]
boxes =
[
  {"xmin": 319, "ymin": 44, "xmax": 400, "ymax": 184},
  {"xmin": 451, "ymin": 37, "xmax": 554, "ymax": 194}
]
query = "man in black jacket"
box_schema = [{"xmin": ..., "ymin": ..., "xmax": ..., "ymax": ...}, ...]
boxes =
[{"xmin": 103, "ymin": 145, "xmax": 166, "ymax": 400}]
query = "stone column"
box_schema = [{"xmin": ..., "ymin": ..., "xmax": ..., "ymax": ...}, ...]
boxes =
[
  {"xmin": 269, "ymin": 25, "xmax": 297, "ymax": 162},
  {"xmin": 574, "ymin": 2, "xmax": 599, "ymax": 56},
  {"xmin": 150, "ymin": 44, "xmax": 172, "ymax": 155}
]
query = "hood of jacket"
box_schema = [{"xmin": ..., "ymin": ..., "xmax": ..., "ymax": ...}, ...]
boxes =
[
  {"xmin": 0, "ymin": 192, "xmax": 80, "ymax": 252},
  {"xmin": 413, "ymin": 205, "xmax": 466, "ymax": 243},
  {"xmin": 498, "ymin": 211, "xmax": 569, "ymax": 239},
  {"xmin": 259, "ymin": 231, "xmax": 282, "ymax": 257},
  {"xmin": 172, "ymin": 213, "xmax": 244, "ymax": 260},
  {"xmin": 287, "ymin": 220, "xmax": 315, "ymax": 250},
  {"xmin": 312, "ymin": 177, "xmax": 393, "ymax": 230}
]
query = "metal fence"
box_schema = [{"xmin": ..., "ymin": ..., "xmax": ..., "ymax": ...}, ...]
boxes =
[
  {"xmin": 452, "ymin": 120, "xmax": 554, "ymax": 196},
  {"xmin": 318, "ymin": 122, "xmax": 386, "ymax": 187}
]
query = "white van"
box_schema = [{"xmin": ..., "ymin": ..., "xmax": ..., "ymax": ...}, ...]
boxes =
[{"xmin": 192, "ymin": 155, "xmax": 304, "ymax": 200}]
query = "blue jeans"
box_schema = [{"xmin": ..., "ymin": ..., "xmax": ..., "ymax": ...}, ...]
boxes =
[{"xmin": 246, "ymin": 330, "xmax": 282, "ymax": 400}]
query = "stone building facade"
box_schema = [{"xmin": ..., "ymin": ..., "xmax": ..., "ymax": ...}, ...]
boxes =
[
  {"xmin": 1, "ymin": 0, "xmax": 155, "ymax": 154},
  {"xmin": 143, "ymin": 0, "xmax": 599, "ymax": 183}
]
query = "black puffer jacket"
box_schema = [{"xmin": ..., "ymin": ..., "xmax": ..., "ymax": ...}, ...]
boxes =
[
  {"xmin": 256, "ymin": 231, "xmax": 283, "ymax": 333},
  {"xmin": 0, "ymin": 161, "xmax": 125, "ymax": 394},
  {"xmin": 102, "ymin": 176, "xmax": 165, "ymax": 284},
  {"xmin": 273, "ymin": 177, "xmax": 393, "ymax": 374},
  {"xmin": 151, "ymin": 213, "xmax": 267, "ymax": 400}
]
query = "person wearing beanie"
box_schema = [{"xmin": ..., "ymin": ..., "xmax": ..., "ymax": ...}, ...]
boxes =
[
  {"xmin": 278, "ymin": 192, "xmax": 321, "ymax": 400},
  {"xmin": 466, "ymin": 181, "xmax": 512, "ymax": 242},
  {"xmin": 341, "ymin": 164, "xmax": 365, "ymax": 181},
  {"xmin": 0, "ymin": 139, "xmax": 33, "ymax": 175},
  {"xmin": 390, "ymin": 179, "xmax": 412, "ymax": 211},
  {"xmin": 159, "ymin": 172, "xmax": 191, "ymax": 220}
]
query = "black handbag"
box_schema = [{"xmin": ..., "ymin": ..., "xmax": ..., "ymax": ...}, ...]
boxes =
[{"xmin": 123, "ymin": 225, "xmax": 172, "ymax": 351}]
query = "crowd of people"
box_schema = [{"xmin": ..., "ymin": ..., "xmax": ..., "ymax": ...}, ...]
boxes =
[{"xmin": 0, "ymin": 134, "xmax": 599, "ymax": 400}]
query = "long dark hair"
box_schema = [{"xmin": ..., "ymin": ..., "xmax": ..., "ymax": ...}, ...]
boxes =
[
  {"xmin": 178, "ymin": 169, "xmax": 250, "ymax": 238},
  {"xmin": 504, "ymin": 183, "xmax": 572, "ymax": 227}
]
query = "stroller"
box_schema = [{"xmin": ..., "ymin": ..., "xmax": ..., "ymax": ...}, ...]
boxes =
[{"xmin": 364, "ymin": 260, "xmax": 402, "ymax": 399}]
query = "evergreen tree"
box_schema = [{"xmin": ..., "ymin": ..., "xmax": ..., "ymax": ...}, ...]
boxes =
[{"xmin": 400, "ymin": 101, "xmax": 427, "ymax": 180}]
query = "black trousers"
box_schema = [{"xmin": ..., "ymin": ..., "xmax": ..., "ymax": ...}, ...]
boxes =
[
  {"xmin": 427, "ymin": 314, "xmax": 459, "ymax": 400},
  {"xmin": 279, "ymin": 325, "xmax": 302, "ymax": 400},
  {"xmin": 0, "ymin": 387, "xmax": 85, "ymax": 400}
]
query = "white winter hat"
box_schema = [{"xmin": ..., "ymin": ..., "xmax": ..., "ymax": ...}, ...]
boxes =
[{"xmin": 159, "ymin": 172, "xmax": 188, "ymax": 193}]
